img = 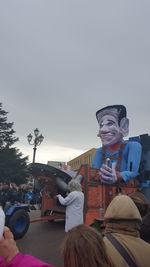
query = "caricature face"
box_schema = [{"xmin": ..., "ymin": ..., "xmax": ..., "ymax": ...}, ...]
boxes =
[{"xmin": 98, "ymin": 115, "xmax": 122, "ymax": 146}]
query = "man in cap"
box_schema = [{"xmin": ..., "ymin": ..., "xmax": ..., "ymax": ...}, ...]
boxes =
[{"xmin": 92, "ymin": 105, "xmax": 142, "ymax": 184}]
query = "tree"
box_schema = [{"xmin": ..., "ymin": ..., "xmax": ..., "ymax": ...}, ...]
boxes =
[{"xmin": 0, "ymin": 103, "xmax": 28, "ymax": 185}]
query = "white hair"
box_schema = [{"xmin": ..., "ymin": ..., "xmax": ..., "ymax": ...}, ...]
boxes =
[{"xmin": 68, "ymin": 179, "xmax": 82, "ymax": 192}]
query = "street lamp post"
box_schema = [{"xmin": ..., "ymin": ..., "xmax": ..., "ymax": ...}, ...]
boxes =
[{"xmin": 27, "ymin": 128, "xmax": 44, "ymax": 163}]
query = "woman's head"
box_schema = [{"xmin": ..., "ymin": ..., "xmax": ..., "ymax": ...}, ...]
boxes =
[{"xmin": 61, "ymin": 224, "xmax": 114, "ymax": 267}]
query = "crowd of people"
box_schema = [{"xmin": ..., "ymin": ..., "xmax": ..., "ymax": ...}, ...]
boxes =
[
  {"xmin": 0, "ymin": 182, "xmax": 42, "ymax": 210},
  {"xmin": 0, "ymin": 193, "xmax": 150, "ymax": 267}
]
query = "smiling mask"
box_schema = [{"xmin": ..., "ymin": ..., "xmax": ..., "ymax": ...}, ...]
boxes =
[{"xmin": 96, "ymin": 105, "xmax": 129, "ymax": 147}]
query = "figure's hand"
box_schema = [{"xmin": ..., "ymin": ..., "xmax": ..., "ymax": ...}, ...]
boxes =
[
  {"xmin": 0, "ymin": 227, "xmax": 19, "ymax": 264},
  {"xmin": 100, "ymin": 163, "xmax": 117, "ymax": 184}
]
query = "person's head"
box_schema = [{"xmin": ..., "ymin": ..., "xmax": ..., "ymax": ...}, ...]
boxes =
[
  {"xmin": 96, "ymin": 105, "xmax": 129, "ymax": 146},
  {"xmin": 129, "ymin": 191, "xmax": 150, "ymax": 217},
  {"xmin": 0, "ymin": 183, "xmax": 3, "ymax": 190},
  {"xmin": 104, "ymin": 194, "xmax": 142, "ymax": 236},
  {"xmin": 104, "ymin": 194, "xmax": 142, "ymax": 222},
  {"xmin": 3, "ymin": 182, "xmax": 10, "ymax": 190},
  {"xmin": 23, "ymin": 184, "xmax": 30, "ymax": 191},
  {"xmin": 68, "ymin": 179, "xmax": 82, "ymax": 192},
  {"xmin": 140, "ymin": 212, "xmax": 150, "ymax": 243},
  {"xmin": 61, "ymin": 224, "xmax": 114, "ymax": 267}
]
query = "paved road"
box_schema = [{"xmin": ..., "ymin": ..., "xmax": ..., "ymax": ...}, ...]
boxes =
[{"xmin": 16, "ymin": 210, "xmax": 65, "ymax": 267}]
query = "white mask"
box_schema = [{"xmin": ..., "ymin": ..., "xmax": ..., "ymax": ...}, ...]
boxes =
[{"xmin": 98, "ymin": 115, "xmax": 122, "ymax": 146}]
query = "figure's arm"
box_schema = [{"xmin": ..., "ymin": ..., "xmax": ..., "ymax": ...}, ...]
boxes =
[
  {"xmin": 57, "ymin": 192, "xmax": 75, "ymax": 206},
  {"xmin": 120, "ymin": 142, "xmax": 142, "ymax": 182}
]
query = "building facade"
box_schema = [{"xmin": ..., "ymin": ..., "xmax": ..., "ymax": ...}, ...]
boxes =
[
  {"xmin": 47, "ymin": 161, "xmax": 65, "ymax": 169},
  {"xmin": 67, "ymin": 148, "xmax": 97, "ymax": 171}
]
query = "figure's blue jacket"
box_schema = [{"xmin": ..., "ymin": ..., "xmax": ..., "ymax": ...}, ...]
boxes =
[{"xmin": 92, "ymin": 141, "xmax": 142, "ymax": 182}]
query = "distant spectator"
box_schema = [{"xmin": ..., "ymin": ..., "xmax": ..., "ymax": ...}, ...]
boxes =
[
  {"xmin": 129, "ymin": 191, "xmax": 150, "ymax": 217},
  {"xmin": 130, "ymin": 191, "xmax": 150, "ymax": 243},
  {"xmin": 0, "ymin": 183, "xmax": 3, "ymax": 206},
  {"xmin": 17, "ymin": 184, "xmax": 25, "ymax": 203},
  {"xmin": 18, "ymin": 184, "xmax": 32, "ymax": 203},
  {"xmin": 140, "ymin": 212, "xmax": 150, "ymax": 243},
  {"xmin": 10, "ymin": 183, "xmax": 20, "ymax": 203},
  {"xmin": 0, "ymin": 182, "xmax": 14, "ymax": 210}
]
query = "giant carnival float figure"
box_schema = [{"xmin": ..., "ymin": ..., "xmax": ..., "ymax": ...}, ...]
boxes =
[{"xmin": 92, "ymin": 105, "xmax": 142, "ymax": 186}]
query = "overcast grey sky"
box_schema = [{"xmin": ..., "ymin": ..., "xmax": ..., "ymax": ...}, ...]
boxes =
[{"xmin": 0, "ymin": 1, "xmax": 150, "ymax": 164}]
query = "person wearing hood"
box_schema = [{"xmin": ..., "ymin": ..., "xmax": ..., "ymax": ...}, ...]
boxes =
[{"xmin": 103, "ymin": 194, "xmax": 150, "ymax": 267}]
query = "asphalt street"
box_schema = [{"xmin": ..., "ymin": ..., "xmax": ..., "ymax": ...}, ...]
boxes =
[{"xmin": 16, "ymin": 210, "xmax": 65, "ymax": 267}]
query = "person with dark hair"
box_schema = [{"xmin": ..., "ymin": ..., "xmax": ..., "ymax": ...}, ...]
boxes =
[
  {"xmin": 92, "ymin": 104, "xmax": 142, "ymax": 184},
  {"xmin": 140, "ymin": 212, "xmax": 150, "ymax": 243},
  {"xmin": 61, "ymin": 224, "xmax": 115, "ymax": 267},
  {"xmin": 130, "ymin": 191, "xmax": 150, "ymax": 243},
  {"xmin": 129, "ymin": 191, "xmax": 150, "ymax": 217},
  {"xmin": 57, "ymin": 179, "xmax": 84, "ymax": 232},
  {"xmin": 103, "ymin": 195, "xmax": 150, "ymax": 267},
  {"xmin": 0, "ymin": 183, "xmax": 3, "ymax": 206},
  {"xmin": 0, "ymin": 182, "xmax": 14, "ymax": 210}
]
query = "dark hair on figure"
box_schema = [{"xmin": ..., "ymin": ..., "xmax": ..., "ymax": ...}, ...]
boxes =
[{"xmin": 96, "ymin": 105, "xmax": 127, "ymax": 125}]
